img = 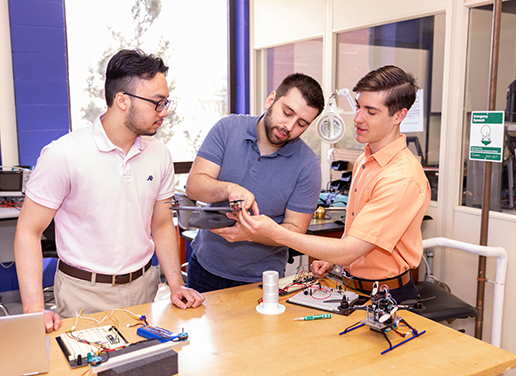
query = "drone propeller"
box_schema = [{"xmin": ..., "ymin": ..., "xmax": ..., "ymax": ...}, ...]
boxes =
[
  {"xmin": 400, "ymin": 295, "xmax": 436, "ymax": 305},
  {"xmin": 371, "ymin": 281, "xmax": 379, "ymax": 296},
  {"xmin": 378, "ymin": 306, "xmax": 398, "ymax": 323}
]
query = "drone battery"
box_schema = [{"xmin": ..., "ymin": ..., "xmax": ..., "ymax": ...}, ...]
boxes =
[{"xmin": 137, "ymin": 325, "xmax": 182, "ymax": 343}]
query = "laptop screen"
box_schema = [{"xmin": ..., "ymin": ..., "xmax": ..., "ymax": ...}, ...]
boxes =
[
  {"xmin": 0, "ymin": 170, "xmax": 24, "ymax": 197},
  {"xmin": 0, "ymin": 312, "xmax": 49, "ymax": 375}
]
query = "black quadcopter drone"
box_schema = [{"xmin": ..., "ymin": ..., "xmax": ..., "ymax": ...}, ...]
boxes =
[
  {"xmin": 170, "ymin": 197, "xmax": 244, "ymax": 230},
  {"xmin": 339, "ymin": 281, "xmax": 426, "ymax": 354}
]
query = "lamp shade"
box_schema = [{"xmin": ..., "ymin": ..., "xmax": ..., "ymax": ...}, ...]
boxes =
[{"xmin": 316, "ymin": 96, "xmax": 346, "ymax": 143}]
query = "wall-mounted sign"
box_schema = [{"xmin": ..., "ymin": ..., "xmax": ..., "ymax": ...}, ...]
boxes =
[
  {"xmin": 401, "ymin": 89, "xmax": 424, "ymax": 133},
  {"xmin": 469, "ymin": 111, "xmax": 504, "ymax": 162}
]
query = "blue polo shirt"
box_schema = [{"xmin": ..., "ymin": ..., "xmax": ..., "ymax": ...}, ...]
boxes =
[{"xmin": 191, "ymin": 114, "xmax": 321, "ymax": 282}]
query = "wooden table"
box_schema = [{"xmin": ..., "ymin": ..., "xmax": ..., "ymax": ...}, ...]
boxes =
[{"xmin": 47, "ymin": 283, "xmax": 516, "ymax": 376}]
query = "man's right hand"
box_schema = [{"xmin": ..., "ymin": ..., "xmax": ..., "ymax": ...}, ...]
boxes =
[
  {"xmin": 15, "ymin": 198, "xmax": 61, "ymax": 333},
  {"xmin": 42, "ymin": 309, "xmax": 61, "ymax": 332},
  {"xmin": 229, "ymin": 186, "xmax": 259, "ymax": 215},
  {"xmin": 310, "ymin": 260, "xmax": 334, "ymax": 279}
]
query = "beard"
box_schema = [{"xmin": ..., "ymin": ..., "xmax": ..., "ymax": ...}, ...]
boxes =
[
  {"xmin": 124, "ymin": 104, "xmax": 158, "ymax": 136},
  {"xmin": 263, "ymin": 107, "xmax": 290, "ymax": 147}
]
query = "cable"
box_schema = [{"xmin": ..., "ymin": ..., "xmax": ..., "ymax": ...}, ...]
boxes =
[{"xmin": 69, "ymin": 308, "xmax": 148, "ymax": 333}]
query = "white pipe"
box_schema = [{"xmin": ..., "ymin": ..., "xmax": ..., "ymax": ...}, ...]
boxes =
[{"xmin": 422, "ymin": 237, "xmax": 507, "ymax": 348}]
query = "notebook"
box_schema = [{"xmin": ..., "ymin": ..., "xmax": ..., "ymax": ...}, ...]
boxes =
[{"xmin": 0, "ymin": 311, "xmax": 49, "ymax": 375}]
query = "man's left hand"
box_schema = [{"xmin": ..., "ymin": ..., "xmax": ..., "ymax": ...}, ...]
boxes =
[{"xmin": 169, "ymin": 285, "xmax": 205, "ymax": 309}]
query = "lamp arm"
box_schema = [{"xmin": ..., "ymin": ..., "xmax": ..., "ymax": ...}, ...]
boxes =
[{"xmin": 337, "ymin": 88, "xmax": 356, "ymax": 112}]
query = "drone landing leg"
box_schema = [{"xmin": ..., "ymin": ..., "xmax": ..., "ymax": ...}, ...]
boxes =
[
  {"xmin": 380, "ymin": 329, "xmax": 427, "ymax": 355},
  {"xmin": 400, "ymin": 318, "xmax": 420, "ymax": 335},
  {"xmin": 380, "ymin": 320, "xmax": 427, "ymax": 355},
  {"xmin": 339, "ymin": 322, "xmax": 365, "ymax": 335},
  {"xmin": 381, "ymin": 329, "xmax": 393, "ymax": 352}
]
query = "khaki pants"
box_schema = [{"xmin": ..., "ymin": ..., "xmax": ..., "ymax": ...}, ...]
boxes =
[{"xmin": 54, "ymin": 265, "xmax": 160, "ymax": 318}]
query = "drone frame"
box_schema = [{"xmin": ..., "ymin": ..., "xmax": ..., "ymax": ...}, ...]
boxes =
[{"xmin": 338, "ymin": 282, "xmax": 426, "ymax": 354}]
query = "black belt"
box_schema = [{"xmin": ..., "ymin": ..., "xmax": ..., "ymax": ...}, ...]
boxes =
[
  {"xmin": 341, "ymin": 269, "xmax": 412, "ymax": 292},
  {"xmin": 58, "ymin": 259, "xmax": 152, "ymax": 285}
]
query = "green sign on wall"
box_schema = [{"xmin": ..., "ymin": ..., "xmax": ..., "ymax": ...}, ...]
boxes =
[{"xmin": 469, "ymin": 111, "xmax": 504, "ymax": 162}]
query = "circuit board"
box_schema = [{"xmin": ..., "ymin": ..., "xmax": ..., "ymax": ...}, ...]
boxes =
[
  {"xmin": 56, "ymin": 325, "xmax": 128, "ymax": 368},
  {"xmin": 287, "ymin": 285, "xmax": 360, "ymax": 315}
]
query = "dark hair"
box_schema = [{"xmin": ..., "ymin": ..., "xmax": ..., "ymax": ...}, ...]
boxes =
[
  {"xmin": 353, "ymin": 65, "xmax": 419, "ymax": 116},
  {"xmin": 275, "ymin": 73, "xmax": 325, "ymax": 117},
  {"xmin": 104, "ymin": 49, "xmax": 169, "ymax": 107}
]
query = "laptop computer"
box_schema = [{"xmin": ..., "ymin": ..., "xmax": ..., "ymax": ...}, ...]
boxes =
[{"xmin": 0, "ymin": 312, "xmax": 49, "ymax": 375}]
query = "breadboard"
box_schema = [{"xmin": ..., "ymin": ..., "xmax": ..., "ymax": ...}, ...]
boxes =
[
  {"xmin": 56, "ymin": 325, "xmax": 128, "ymax": 368},
  {"xmin": 287, "ymin": 286, "xmax": 359, "ymax": 315}
]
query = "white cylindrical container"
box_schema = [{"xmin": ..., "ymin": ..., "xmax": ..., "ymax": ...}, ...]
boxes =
[{"xmin": 256, "ymin": 270, "xmax": 286, "ymax": 315}]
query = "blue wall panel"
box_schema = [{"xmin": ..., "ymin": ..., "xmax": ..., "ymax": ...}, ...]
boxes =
[
  {"xmin": 15, "ymin": 105, "xmax": 70, "ymax": 132},
  {"xmin": 235, "ymin": 0, "xmax": 249, "ymax": 115},
  {"xmin": 18, "ymin": 129, "xmax": 69, "ymax": 164},
  {"xmin": 8, "ymin": 0, "xmax": 65, "ymax": 28},
  {"xmin": 1, "ymin": 0, "xmax": 70, "ymax": 293},
  {"xmin": 10, "ymin": 26, "xmax": 66, "ymax": 54},
  {"xmin": 14, "ymin": 80, "xmax": 69, "ymax": 106},
  {"xmin": 9, "ymin": 0, "xmax": 70, "ymax": 167},
  {"xmin": 12, "ymin": 51, "xmax": 68, "ymax": 81}
]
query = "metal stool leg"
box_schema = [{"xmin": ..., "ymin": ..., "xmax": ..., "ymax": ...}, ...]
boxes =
[
  {"xmin": 0, "ymin": 303, "xmax": 9, "ymax": 316},
  {"xmin": 508, "ymin": 159, "xmax": 514, "ymax": 209}
]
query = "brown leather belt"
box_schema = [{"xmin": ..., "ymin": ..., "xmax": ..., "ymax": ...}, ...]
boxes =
[
  {"xmin": 58, "ymin": 259, "xmax": 152, "ymax": 285},
  {"xmin": 342, "ymin": 269, "xmax": 412, "ymax": 292}
]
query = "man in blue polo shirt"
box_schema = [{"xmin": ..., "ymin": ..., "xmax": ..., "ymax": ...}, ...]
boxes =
[{"xmin": 184, "ymin": 73, "xmax": 324, "ymax": 292}]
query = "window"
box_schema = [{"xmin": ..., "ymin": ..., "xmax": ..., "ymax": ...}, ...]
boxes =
[
  {"xmin": 65, "ymin": 0, "xmax": 228, "ymax": 171},
  {"xmin": 336, "ymin": 15, "xmax": 446, "ymax": 201},
  {"xmin": 461, "ymin": 0, "xmax": 516, "ymax": 214}
]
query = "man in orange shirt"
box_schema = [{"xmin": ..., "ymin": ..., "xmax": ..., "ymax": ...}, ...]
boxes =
[{"xmin": 237, "ymin": 65, "xmax": 430, "ymax": 303}]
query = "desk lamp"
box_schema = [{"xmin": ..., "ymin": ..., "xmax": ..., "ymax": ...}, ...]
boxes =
[{"xmin": 316, "ymin": 88, "xmax": 355, "ymax": 143}]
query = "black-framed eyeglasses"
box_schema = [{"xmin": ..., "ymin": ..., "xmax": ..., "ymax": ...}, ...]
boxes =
[{"xmin": 123, "ymin": 93, "xmax": 171, "ymax": 112}]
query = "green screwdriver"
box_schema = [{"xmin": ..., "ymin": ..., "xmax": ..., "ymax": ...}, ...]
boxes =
[{"xmin": 293, "ymin": 313, "xmax": 332, "ymax": 321}]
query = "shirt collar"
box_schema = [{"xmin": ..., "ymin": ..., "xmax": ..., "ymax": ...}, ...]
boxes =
[
  {"xmin": 245, "ymin": 112, "xmax": 301, "ymax": 157},
  {"xmin": 365, "ymin": 134, "xmax": 407, "ymax": 168},
  {"xmin": 93, "ymin": 113, "xmax": 148, "ymax": 153}
]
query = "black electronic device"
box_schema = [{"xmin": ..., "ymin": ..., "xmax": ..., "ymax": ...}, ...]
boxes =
[
  {"xmin": 184, "ymin": 208, "xmax": 236, "ymax": 229},
  {"xmin": 170, "ymin": 198, "xmax": 238, "ymax": 230},
  {"xmin": 0, "ymin": 167, "xmax": 30, "ymax": 197},
  {"xmin": 330, "ymin": 160, "xmax": 349, "ymax": 171}
]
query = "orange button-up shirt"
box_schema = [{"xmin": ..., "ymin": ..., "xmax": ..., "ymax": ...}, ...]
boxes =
[{"xmin": 344, "ymin": 135, "xmax": 430, "ymax": 279}]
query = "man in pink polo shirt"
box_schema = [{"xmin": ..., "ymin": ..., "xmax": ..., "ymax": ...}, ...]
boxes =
[
  {"xmin": 14, "ymin": 49, "xmax": 204, "ymax": 332},
  {"xmin": 238, "ymin": 65, "xmax": 430, "ymax": 304}
]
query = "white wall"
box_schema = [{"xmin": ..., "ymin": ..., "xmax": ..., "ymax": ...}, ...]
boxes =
[
  {"xmin": 0, "ymin": 0, "xmax": 18, "ymax": 166},
  {"xmin": 251, "ymin": 0, "xmax": 516, "ymax": 366},
  {"xmin": 252, "ymin": 0, "xmax": 324, "ymax": 49}
]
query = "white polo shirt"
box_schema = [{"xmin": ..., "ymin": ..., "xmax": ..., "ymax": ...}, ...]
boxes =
[{"xmin": 26, "ymin": 114, "xmax": 175, "ymax": 274}]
